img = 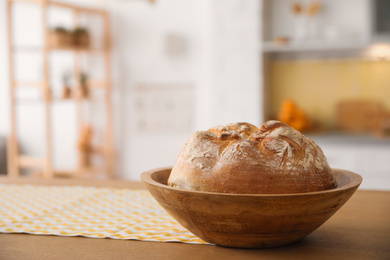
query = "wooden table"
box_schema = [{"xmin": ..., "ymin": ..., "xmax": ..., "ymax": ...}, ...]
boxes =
[{"xmin": 0, "ymin": 177, "xmax": 389, "ymax": 260}]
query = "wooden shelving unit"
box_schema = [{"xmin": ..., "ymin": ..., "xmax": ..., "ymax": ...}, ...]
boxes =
[
  {"xmin": 7, "ymin": 0, "xmax": 115, "ymax": 179},
  {"xmin": 262, "ymin": 40, "xmax": 371, "ymax": 53}
]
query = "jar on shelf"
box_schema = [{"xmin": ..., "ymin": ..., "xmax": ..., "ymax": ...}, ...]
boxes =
[
  {"xmin": 48, "ymin": 27, "xmax": 72, "ymax": 48},
  {"xmin": 73, "ymin": 27, "xmax": 90, "ymax": 48}
]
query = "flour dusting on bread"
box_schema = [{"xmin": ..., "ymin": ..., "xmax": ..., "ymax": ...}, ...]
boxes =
[{"xmin": 169, "ymin": 121, "xmax": 336, "ymax": 194}]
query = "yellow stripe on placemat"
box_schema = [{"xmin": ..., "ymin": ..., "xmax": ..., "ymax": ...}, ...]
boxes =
[{"xmin": 0, "ymin": 184, "xmax": 208, "ymax": 245}]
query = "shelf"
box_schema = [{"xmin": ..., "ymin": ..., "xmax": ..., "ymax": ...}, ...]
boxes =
[
  {"xmin": 15, "ymin": 98, "xmax": 88, "ymax": 105},
  {"xmin": 12, "ymin": 45, "xmax": 107, "ymax": 53},
  {"xmin": 15, "ymin": 81, "xmax": 44, "ymax": 88},
  {"xmin": 11, "ymin": 0, "xmax": 106, "ymax": 15},
  {"xmin": 18, "ymin": 155, "xmax": 47, "ymax": 168},
  {"xmin": 14, "ymin": 80, "xmax": 106, "ymax": 89},
  {"xmin": 307, "ymin": 133, "xmax": 390, "ymax": 146},
  {"xmin": 262, "ymin": 39, "xmax": 370, "ymax": 53},
  {"xmin": 12, "ymin": 46, "xmax": 43, "ymax": 52},
  {"xmin": 15, "ymin": 95, "xmax": 107, "ymax": 104},
  {"xmin": 7, "ymin": 0, "xmax": 115, "ymax": 179},
  {"xmin": 30, "ymin": 168, "xmax": 108, "ymax": 178},
  {"xmin": 49, "ymin": 46, "xmax": 108, "ymax": 53}
]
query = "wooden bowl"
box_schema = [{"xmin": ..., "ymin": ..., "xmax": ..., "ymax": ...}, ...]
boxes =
[{"xmin": 141, "ymin": 167, "xmax": 362, "ymax": 248}]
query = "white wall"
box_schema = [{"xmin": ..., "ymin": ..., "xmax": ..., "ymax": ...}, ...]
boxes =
[
  {"xmin": 0, "ymin": 0, "xmax": 263, "ymax": 180},
  {"xmin": 109, "ymin": 0, "xmax": 262, "ymax": 180},
  {"xmin": 198, "ymin": 0, "xmax": 262, "ymax": 128},
  {"xmin": 0, "ymin": 0, "xmax": 10, "ymax": 136}
]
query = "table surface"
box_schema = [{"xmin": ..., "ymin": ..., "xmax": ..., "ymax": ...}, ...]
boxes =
[{"xmin": 0, "ymin": 177, "xmax": 389, "ymax": 260}]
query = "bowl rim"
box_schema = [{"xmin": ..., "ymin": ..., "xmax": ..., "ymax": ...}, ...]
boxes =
[{"xmin": 141, "ymin": 167, "xmax": 363, "ymax": 197}]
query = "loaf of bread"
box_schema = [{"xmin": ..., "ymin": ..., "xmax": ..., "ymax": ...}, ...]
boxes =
[{"xmin": 168, "ymin": 121, "xmax": 336, "ymax": 194}]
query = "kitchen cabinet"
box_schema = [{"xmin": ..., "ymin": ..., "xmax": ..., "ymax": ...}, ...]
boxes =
[
  {"xmin": 261, "ymin": 0, "xmax": 390, "ymax": 53},
  {"xmin": 310, "ymin": 134, "xmax": 390, "ymax": 190}
]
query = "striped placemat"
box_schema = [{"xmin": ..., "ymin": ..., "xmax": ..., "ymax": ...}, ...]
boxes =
[{"xmin": 0, "ymin": 184, "xmax": 208, "ymax": 245}]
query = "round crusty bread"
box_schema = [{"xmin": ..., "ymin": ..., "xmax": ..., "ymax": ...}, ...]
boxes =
[{"xmin": 168, "ymin": 120, "xmax": 336, "ymax": 194}]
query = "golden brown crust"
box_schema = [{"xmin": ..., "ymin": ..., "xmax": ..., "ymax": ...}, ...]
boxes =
[{"xmin": 168, "ymin": 121, "xmax": 336, "ymax": 194}]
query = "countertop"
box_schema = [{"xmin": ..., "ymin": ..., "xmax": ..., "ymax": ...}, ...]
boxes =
[{"xmin": 0, "ymin": 177, "xmax": 389, "ymax": 260}]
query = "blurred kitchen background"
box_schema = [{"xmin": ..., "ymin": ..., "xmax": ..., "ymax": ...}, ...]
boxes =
[{"xmin": 0, "ymin": 0, "xmax": 389, "ymax": 190}]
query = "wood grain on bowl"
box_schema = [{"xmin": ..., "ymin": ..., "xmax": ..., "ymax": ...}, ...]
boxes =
[{"xmin": 141, "ymin": 168, "xmax": 362, "ymax": 248}]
